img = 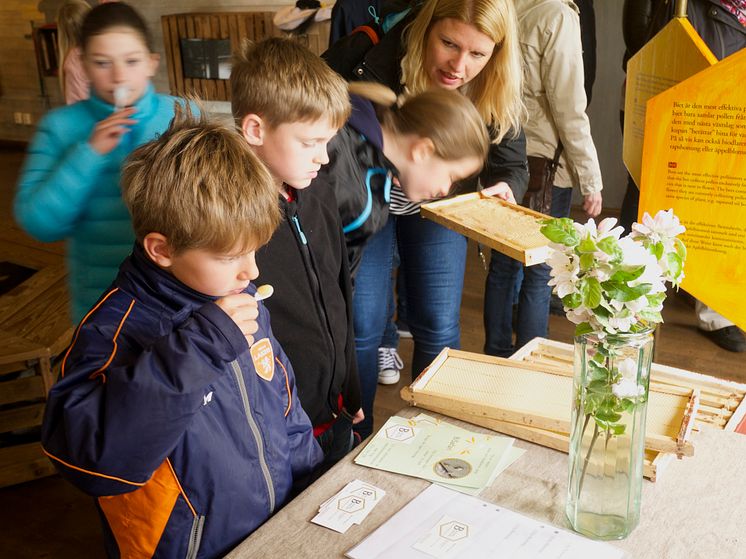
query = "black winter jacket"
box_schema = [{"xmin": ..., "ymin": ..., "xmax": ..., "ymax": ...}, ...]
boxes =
[
  {"xmin": 625, "ymin": 0, "xmax": 746, "ymax": 62},
  {"xmin": 650, "ymin": 0, "xmax": 746, "ymax": 58},
  {"xmin": 323, "ymin": 4, "xmax": 529, "ymax": 201},
  {"xmin": 321, "ymin": 94, "xmax": 398, "ymax": 274},
  {"xmin": 255, "ymin": 184, "xmax": 361, "ymax": 428}
]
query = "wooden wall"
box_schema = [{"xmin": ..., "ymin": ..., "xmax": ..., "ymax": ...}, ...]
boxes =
[
  {"xmin": 0, "ymin": 0, "xmax": 62, "ymax": 142},
  {"xmin": 0, "ymin": 1, "xmax": 285, "ymax": 142}
]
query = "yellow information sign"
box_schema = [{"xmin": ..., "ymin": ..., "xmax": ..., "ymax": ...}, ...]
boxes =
[
  {"xmin": 639, "ymin": 48, "xmax": 746, "ymax": 330},
  {"xmin": 624, "ymin": 17, "xmax": 717, "ymax": 187}
]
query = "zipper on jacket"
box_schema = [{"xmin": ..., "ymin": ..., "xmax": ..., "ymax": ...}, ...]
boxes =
[
  {"xmin": 291, "ymin": 215, "xmax": 307, "ymax": 245},
  {"xmin": 230, "ymin": 360, "xmax": 276, "ymax": 513},
  {"xmin": 286, "ymin": 208, "xmax": 339, "ymax": 417},
  {"xmin": 185, "ymin": 515, "xmax": 204, "ymax": 559}
]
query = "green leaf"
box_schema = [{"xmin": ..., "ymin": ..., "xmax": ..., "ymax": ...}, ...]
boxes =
[
  {"xmin": 574, "ymin": 322, "xmax": 594, "ymax": 336},
  {"xmin": 595, "ymin": 407, "xmax": 622, "ymax": 423},
  {"xmin": 541, "ymin": 218, "xmax": 579, "ymax": 246},
  {"xmin": 588, "ymin": 359, "xmax": 608, "ymax": 381},
  {"xmin": 562, "ymin": 292, "xmax": 581, "ymax": 309},
  {"xmin": 593, "ymin": 303, "xmax": 612, "ymax": 318},
  {"xmin": 593, "ymin": 417, "xmax": 623, "ymax": 434},
  {"xmin": 579, "ymin": 253, "xmax": 595, "ymax": 271},
  {"xmin": 588, "ymin": 379, "xmax": 612, "ymax": 396},
  {"xmin": 610, "ymin": 266, "xmax": 645, "ymax": 283},
  {"xmin": 580, "ymin": 277, "xmax": 602, "ymax": 309},
  {"xmin": 651, "ymin": 241, "xmax": 664, "ymax": 260},
  {"xmin": 620, "ymin": 398, "xmax": 636, "ymax": 412},
  {"xmin": 597, "ymin": 236, "xmax": 621, "ymax": 258},
  {"xmin": 638, "ymin": 310, "xmax": 663, "ymax": 324},
  {"xmin": 674, "ymin": 237, "xmax": 687, "ymax": 260},
  {"xmin": 602, "ymin": 281, "xmax": 652, "ymax": 302},
  {"xmin": 608, "ymin": 423, "xmax": 626, "ymax": 436},
  {"xmin": 667, "ymin": 253, "xmax": 683, "ymax": 279},
  {"xmin": 585, "ymin": 393, "xmax": 604, "ymax": 414},
  {"xmin": 578, "ymin": 234, "xmax": 597, "ymax": 254},
  {"xmin": 646, "ymin": 293, "xmax": 666, "ymax": 307}
]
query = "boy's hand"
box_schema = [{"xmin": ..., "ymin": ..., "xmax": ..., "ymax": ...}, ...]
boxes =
[
  {"xmin": 351, "ymin": 408, "xmax": 365, "ymax": 425},
  {"xmin": 215, "ymin": 293, "xmax": 260, "ymax": 346},
  {"xmin": 89, "ymin": 108, "xmax": 137, "ymax": 155},
  {"xmin": 481, "ymin": 181, "xmax": 516, "ymax": 204}
]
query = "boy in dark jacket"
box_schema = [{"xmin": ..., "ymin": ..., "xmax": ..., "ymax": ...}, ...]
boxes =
[
  {"xmin": 231, "ymin": 38, "xmax": 364, "ymax": 466},
  {"xmin": 41, "ymin": 108, "xmax": 322, "ymax": 559}
]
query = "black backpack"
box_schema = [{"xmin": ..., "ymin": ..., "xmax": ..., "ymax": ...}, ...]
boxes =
[{"xmin": 323, "ymin": 0, "xmax": 416, "ymax": 82}]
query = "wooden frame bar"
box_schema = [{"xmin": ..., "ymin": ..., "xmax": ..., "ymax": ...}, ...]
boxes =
[{"xmin": 421, "ymin": 193, "xmax": 551, "ymax": 265}]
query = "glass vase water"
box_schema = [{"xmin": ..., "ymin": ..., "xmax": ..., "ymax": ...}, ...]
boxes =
[{"xmin": 566, "ymin": 329, "xmax": 655, "ymax": 539}]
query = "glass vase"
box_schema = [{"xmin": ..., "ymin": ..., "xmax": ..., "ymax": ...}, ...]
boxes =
[{"xmin": 565, "ymin": 329, "xmax": 655, "ymax": 540}]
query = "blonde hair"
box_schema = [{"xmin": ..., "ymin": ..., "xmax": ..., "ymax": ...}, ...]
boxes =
[
  {"xmin": 56, "ymin": 0, "xmax": 91, "ymax": 96},
  {"xmin": 350, "ymin": 82, "xmax": 489, "ymax": 163},
  {"xmin": 231, "ymin": 37, "xmax": 351, "ymax": 129},
  {"xmin": 400, "ymin": 0, "xmax": 526, "ymax": 141},
  {"xmin": 122, "ymin": 103, "xmax": 280, "ymax": 254}
]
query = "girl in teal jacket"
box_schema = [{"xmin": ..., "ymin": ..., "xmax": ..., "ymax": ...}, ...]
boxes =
[{"xmin": 14, "ymin": 2, "xmax": 188, "ymax": 322}]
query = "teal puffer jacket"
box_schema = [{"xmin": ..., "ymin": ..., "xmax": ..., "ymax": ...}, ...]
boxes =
[{"xmin": 14, "ymin": 84, "xmax": 186, "ymax": 322}]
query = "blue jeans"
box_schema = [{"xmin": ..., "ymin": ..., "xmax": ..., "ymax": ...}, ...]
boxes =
[
  {"xmin": 484, "ymin": 186, "xmax": 573, "ymax": 357},
  {"xmin": 353, "ymin": 214, "xmax": 467, "ymax": 438},
  {"xmin": 353, "ymin": 217, "xmax": 398, "ymax": 439},
  {"xmin": 397, "ymin": 214, "xmax": 466, "ymax": 375}
]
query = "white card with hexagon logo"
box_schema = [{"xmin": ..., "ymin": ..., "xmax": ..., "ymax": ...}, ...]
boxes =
[
  {"xmin": 312, "ymin": 479, "xmax": 386, "ymax": 533},
  {"xmin": 412, "ymin": 514, "xmax": 472, "ymax": 558}
]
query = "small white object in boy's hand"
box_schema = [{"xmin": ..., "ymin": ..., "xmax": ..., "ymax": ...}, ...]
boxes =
[
  {"xmin": 113, "ymin": 86, "xmax": 130, "ymax": 111},
  {"xmin": 254, "ymin": 284, "xmax": 274, "ymax": 301}
]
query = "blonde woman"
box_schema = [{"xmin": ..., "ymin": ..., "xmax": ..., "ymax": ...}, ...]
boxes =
[{"xmin": 324, "ymin": 0, "xmax": 527, "ymax": 425}]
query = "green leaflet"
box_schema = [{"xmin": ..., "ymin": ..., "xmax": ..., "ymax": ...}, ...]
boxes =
[{"xmin": 541, "ymin": 218, "xmax": 579, "ymax": 246}]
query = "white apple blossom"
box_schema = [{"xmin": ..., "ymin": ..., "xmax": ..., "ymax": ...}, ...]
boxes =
[
  {"xmin": 616, "ymin": 358, "xmax": 638, "ymax": 381},
  {"xmin": 546, "ymin": 251, "xmax": 579, "ymax": 298},
  {"xmin": 611, "ymin": 378, "xmax": 645, "ymax": 399},
  {"xmin": 631, "ymin": 209, "xmax": 685, "ymax": 243},
  {"xmin": 542, "ymin": 210, "xmax": 685, "ymax": 338}
]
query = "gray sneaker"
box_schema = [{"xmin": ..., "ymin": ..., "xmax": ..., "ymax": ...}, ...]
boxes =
[{"xmin": 377, "ymin": 347, "xmax": 404, "ymax": 384}]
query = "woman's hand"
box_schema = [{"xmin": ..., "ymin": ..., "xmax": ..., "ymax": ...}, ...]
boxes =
[
  {"xmin": 89, "ymin": 107, "xmax": 137, "ymax": 155},
  {"xmin": 583, "ymin": 192, "xmax": 603, "ymax": 218},
  {"xmin": 481, "ymin": 181, "xmax": 516, "ymax": 204}
]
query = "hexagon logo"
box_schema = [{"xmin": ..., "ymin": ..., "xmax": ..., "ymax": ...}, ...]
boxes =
[
  {"xmin": 350, "ymin": 486, "xmax": 377, "ymax": 500},
  {"xmin": 439, "ymin": 520, "xmax": 469, "ymax": 541},
  {"xmin": 385, "ymin": 424, "xmax": 415, "ymax": 442},
  {"xmin": 337, "ymin": 495, "xmax": 365, "ymax": 514},
  {"xmin": 639, "ymin": 47, "xmax": 746, "ymax": 329}
]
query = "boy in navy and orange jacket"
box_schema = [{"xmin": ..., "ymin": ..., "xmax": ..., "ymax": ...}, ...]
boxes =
[{"xmin": 41, "ymin": 108, "xmax": 322, "ymax": 559}]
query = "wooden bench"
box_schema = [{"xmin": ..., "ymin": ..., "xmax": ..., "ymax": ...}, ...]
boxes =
[{"xmin": 0, "ymin": 227, "xmax": 72, "ymax": 488}]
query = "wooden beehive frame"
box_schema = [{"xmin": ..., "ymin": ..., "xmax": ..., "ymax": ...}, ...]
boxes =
[
  {"xmin": 421, "ymin": 193, "xmax": 551, "ymax": 265},
  {"xmin": 401, "ymin": 348, "xmax": 699, "ymax": 481},
  {"xmin": 510, "ymin": 337, "xmax": 746, "ymax": 432},
  {"xmin": 509, "ymin": 338, "xmax": 746, "ymax": 481}
]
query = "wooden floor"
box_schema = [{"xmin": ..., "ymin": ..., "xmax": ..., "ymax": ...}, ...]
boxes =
[{"xmin": 0, "ymin": 147, "xmax": 743, "ymax": 557}]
